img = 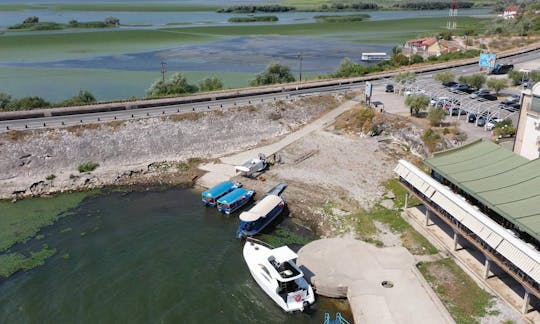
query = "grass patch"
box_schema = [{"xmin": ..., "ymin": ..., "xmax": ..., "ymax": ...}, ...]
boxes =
[
  {"xmin": 401, "ymin": 228, "xmax": 438, "ymax": 255},
  {"xmin": 78, "ymin": 161, "xmax": 99, "ymax": 173},
  {"xmin": 259, "ymin": 228, "xmax": 313, "ymax": 247},
  {"xmin": 60, "ymin": 227, "xmax": 72, "ymax": 233},
  {"xmin": 0, "ymin": 245, "xmax": 57, "ymax": 279},
  {"xmin": 45, "ymin": 174, "xmax": 56, "ymax": 181},
  {"xmin": 418, "ymin": 258, "xmax": 495, "ymax": 324},
  {"xmin": 384, "ymin": 178, "xmax": 421, "ymax": 209},
  {"xmin": 0, "ymin": 191, "xmax": 96, "ymax": 252}
]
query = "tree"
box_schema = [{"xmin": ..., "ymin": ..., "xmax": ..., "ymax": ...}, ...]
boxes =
[
  {"xmin": 405, "ymin": 94, "xmax": 430, "ymax": 116},
  {"xmin": 147, "ymin": 73, "xmax": 198, "ymax": 97},
  {"xmin": 409, "ymin": 54, "xmax": 424, "ymax": 64},
  {"xmin": 58, "ymin": 90, "xmax": 96, "ymax": 106},
  {"xmin": 393, "ymin": 71, "xmax": 416, "ymax": 85},
  {"xmin": 198, "ymin": 77, "xmax": 223, "ymax": 92},
  {"xmin": 427, "ymin": 107, "xmax": 446, "ymax": 126},
  {"xmin": 333, "ymin": 58, "xmax": 370, "ymax": 77},
  {"xmin": 250, "ymin": 62, "xmax": 295, "ymax": 86},
  {"xmin": 486, "ymin": 78, "xmax": 508, "ymax": 95},
  {"xmin": 458, "ymin": 73, "xmax": 486, "ymax": 89},
  {"xmin": 391, "ymin": 53, "xmax": 409, "ymax": 67},
  {"xmin": 508, "ymin": 70, "xmax": 527, "ymax": 86},
  {"xmin": 0, "ymin": 92, "xmax": 11, "ymax": 109},
  {"xmin": 434, "ymin": 71, "xmax": 455, "ymax": 84},
  {"xmin": 5, "ymin": 96, "xmax": 50, "ymax": 110},
  {"xmin": 104, "ymin": 17, "xmax": 120, "ymax": 26},
  {"xmin": 23, "ymin": 16, "xmax": 39, "ymax": 24},
  {"xmin": 494, "ymin": 119, "xmax": 516, "ymax": 138}
]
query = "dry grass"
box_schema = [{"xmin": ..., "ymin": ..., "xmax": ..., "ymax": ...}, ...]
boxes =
[
  {"xmin": 4, "ymin": 130, "xmax": 33, "ymax": 142},
  {"xmin": 65, "ymin": 123, "xmax": 101, "ymax": 136},
  {"xmin": 164, "ymin": 112, "xmax": 201, "ymax": 122}
]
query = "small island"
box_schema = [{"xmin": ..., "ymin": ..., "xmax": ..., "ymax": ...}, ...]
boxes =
[
  {"xmin": 8, "ymin": 16, "xmax": 120, "ymax": 31},
  {"xmin": 228, "ymin": 16, "xmax": 279, "ymax": 23}
]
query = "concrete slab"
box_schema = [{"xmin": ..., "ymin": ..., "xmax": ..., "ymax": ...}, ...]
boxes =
[{"xmin": 297, "ymin": 238, "xmax": 454, "ymax": 324}]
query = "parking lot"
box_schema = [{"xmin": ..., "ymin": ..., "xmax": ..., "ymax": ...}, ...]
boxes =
[{"xmin": 368, "ymin": 77, "xmax": 521, "ymax": 143}]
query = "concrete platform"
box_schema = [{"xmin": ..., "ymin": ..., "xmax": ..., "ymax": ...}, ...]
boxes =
[{"xmin": 297, "ymin": 238, "xmax": 454, "ymax": 324}]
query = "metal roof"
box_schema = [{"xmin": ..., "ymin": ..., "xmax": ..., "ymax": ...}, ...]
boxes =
[
  {"xmin": 202, "ymin": 181, "xmax": 235, "ymax": 198},
  {"xmin": 217, "ymin": 188, "xmax": 249, "ymax": 205},
  {"xmin": 424, "ymin": 140, "xmax": 540, "ymax": 241}
]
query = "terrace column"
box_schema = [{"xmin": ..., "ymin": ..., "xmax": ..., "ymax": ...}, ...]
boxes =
[
  {"xmin": 404, "ymin": 192, "xmax": 409, "ymax": 209},
  {"xmin": 483, "ymin": 256, "xmax": 491, "ymax": 280},
  {"xmin": 425, "ymin": 209, "xmax": 431, "ymax": 226},
  {"xmin": 453, "ymin": 230, "xmax": 460, "ymax": 251},
  {"xmin": 522, "ymin": 288, "xmax": 530, "ymax": 314}
]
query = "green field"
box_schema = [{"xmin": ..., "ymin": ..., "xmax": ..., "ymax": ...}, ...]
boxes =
[{"xmin": 0, "ymin": 67, "xmax": 321, "ymax": 101}]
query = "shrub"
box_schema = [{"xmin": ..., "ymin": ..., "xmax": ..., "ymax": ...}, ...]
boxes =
[
  {"xmin": 147, "ymin": 73, "xmax": 198, "ymax": 98},
  {"xmin": 198, "ymin": 77, "xmax": 223, "ymax": 92},
  {"xmin": 45, "ymin": 174, "xmax": 56, "ymax": 181},
  {"xmin": 250, "ymin": 62, "xmax": 295, "ymax": 86},
  {"xmin": 78, "ymin": 162, "xmax": 99, "ymax": 173},
  {"xmin": 434, "ymin": 71, "xmax": 455, "ymax": 84},
  {"xmin": 421, "ymin": 129, "xmax": 442, "ymax": 152},
  {"xmin": 4, "ymin": 96, "xmax": 50, "ymax": 111},
  {"xmin": 428, "ymin": 107, "xmax": 446, "ymax": 126}
]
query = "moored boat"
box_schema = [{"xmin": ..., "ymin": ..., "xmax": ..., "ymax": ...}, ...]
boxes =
[
  {"xmin": 236, "ymin": 183, "xmax": 287, "ymax": 238},
  {"xmin": 217, "ymin": 188, "xmax": 255, "ymax": 214},
  {"xmin": 201, "ymin": 181, "xmax": 241, "ymax": 207},
  {"xmin": 243, "ymin": 238, "xmax": 315, "ymax": 312}
]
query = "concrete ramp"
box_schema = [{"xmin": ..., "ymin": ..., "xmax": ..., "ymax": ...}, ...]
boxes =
[{"xmin": 297, "ymin": 238, "xmax": 454, "ymax": 324}]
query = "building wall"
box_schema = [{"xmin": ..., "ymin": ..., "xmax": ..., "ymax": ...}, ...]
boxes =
[{"xmin": 514, "ymin": 83, "xmax": 540, "ymax": 159}]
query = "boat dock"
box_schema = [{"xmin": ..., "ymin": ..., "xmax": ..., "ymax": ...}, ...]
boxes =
[{"xmin": 297, "ymin": 238, "xmax": 453, "ymax": 324}]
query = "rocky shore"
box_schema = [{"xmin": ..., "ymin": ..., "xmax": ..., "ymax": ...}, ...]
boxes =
[{"xmin": 0, "ymin": 95, "xmax": 342, "ymax": 199}]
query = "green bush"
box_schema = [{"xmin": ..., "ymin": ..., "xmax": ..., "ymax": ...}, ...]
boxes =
[
  {"xmin": 147, "ymin": 73, "xmax": 198, "ymax": 98},
  {"xmin": 45, "ymin": 174, "xmax": 56, "ymax": 181},
  {"xmin": 228, "ymin": 16, "xmax": 278, "ymax": 23},
  {"xmin": 4, "ymin": 96, "xmax": 50, "ymax": 111},
  {"xmin": 198, "ymin": 77, "xmax": 223, "ymax": 92},
  {"xmin": 78, "ymin": 161, "xmax": 99, "ymax": 173},
  {"xmin": 250, "ymin": 62, "xmax": 295, "ymax": 86},
  {"xmin": 314, "ymin": 14, "xmax": 369, "ymax": 23}
]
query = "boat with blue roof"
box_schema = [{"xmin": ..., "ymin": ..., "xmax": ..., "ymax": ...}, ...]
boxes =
[
  {"xmin": 236, "ymin": 183, "xmax": 287, "ymax": 238},
  {"xmin": 201, "ymin": 181, "xmax": 241, "ymax": 207},
  {"xmin": 217, "ymin": 188, "xmax": 255, "ymax": 214}
]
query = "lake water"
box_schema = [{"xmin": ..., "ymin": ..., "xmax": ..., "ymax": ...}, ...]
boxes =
[
  {"xmin": 0, "ymin": 189, "xmax": 350, "ymax": 323},
  {"xmin": 0, "ymin": 8, "xmax": 491, "ymax": 29}
]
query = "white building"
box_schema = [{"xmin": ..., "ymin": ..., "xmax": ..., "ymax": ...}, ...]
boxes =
[{"xmin": 514, "ymin": 83, "xmax": 540, "ymax": 160}]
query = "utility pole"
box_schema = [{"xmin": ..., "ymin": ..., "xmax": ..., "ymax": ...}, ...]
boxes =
[
  {"xmin": 297, "ymin": 53, "xmax": 303, "ymax": 82},
  {"xmin": 160, "ymin": 60, "xmax": 167, "ymax": 82}
]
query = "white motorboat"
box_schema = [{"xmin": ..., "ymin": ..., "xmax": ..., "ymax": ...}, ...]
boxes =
[{"xmin": 243, "ymin": 238, "xmax": 315, "ymax": 312}]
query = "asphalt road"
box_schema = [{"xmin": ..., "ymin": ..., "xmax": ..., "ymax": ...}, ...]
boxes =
[{"xmin": 1, "ymin": 48, "xmax": 538, "ymax": 133}]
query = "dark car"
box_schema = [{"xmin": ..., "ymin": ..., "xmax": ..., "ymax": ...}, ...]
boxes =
[
  {"xmin": 468, "ymin": 114, "xmax": 477, "ymax": 123},
  {"xmin": 490, "ymin": 64, "xmax": 514, "ymax": 75},
  {"xmin": 442, "ymin": 81, "xmax": 458, "ymax": 88},
  {"xmin": 501, "ymin": 94, "xmax": 520, "ymax": 105},
  {"xmin": 450, "ymin": 107, "xmax": 462, "ymax": 116},
  {"xmin": 477, "ymin": 93, "xmax": 498, "ymax": 101},
  {"xmin": 385, "ymin": 84, "xmax": 394, "ymax": 93},
  {"xmin": 450, "ymin": 83, "xmax": 474, "ymax": 94},
  {"xmin": 477, "ymin": 116, "xmax": 486, "ymax": 127}
]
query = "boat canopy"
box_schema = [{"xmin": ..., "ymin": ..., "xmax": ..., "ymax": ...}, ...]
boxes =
[
  {"xmin": 217, "ymin": 188, "xmax": 248, "ymax": 205},
  {"xmin": 270, "ymin": 246, "xmax": 298, "ymax": 263},
  {"xmin": 202, "ymin": 181, "xmax": 235, "ymax": 198},
  {"xmin": 239, "ymin": 195, "xmax": 282, "ymax": 222}
]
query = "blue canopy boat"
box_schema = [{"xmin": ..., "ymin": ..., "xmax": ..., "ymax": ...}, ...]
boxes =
[
  {"xmin": 217, "ymin": 188, "xmax": 255, "ymax": 214},
  {"xmin": 201, "ymin": 181, "xmax": 241, "ymax": 207},
  {"xmin": 236, "ymin": 183, "xmax": 287, "ymax": 238}
]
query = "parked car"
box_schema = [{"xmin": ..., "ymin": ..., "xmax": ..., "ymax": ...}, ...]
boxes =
[
  {"xmin": 490, "ymin": 64, "xmax": 514, "ymax": 75},
  {"xmin": 385, "ymin": 84, "xmax": 394, "ymax": 93},
  {"xmin": 477, "ymin": 116, "xmax": 486, "ymax": 127},
  {"xmin": 470, "ymin": 88, "xmax": 490, "ymax": 99},
  {"xmin": 486, "ymin": 118, "xmax": 503, "ymax": 131},
  {"xmin": 442, "ymin": 81, "xmax": 458, "ymax": 88},
  {"xmin": 476, "ymin": 93, "xmax": 498, "ymax": 101},
  {"xmin": 468, "ymin": 114, "xmax": 477, "ymax": 123},
  {"xmin": 450, "ymin": 83, "xmax": 474, "ymax": 94},
  {"xmin": 501, "ymin": 94, "xmax": 520, "ymax": 105},
  {"xmin": 450, "ymin": 107, "xmax": 462, "ymax": 116}
]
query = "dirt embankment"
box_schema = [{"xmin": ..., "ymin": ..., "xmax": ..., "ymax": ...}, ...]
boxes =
[{"xmin": 0, "ymin": 95, "xmax": 342, "ymax": 199}]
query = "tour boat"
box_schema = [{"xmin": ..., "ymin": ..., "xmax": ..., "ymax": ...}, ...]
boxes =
[
  {"xmin": 235, "ymin": 183, "xmax": 287, "ymax": 238},
  {"xmin": 243, "ymin": 238, "xmax": 315, "ymax": 312},
  {"xmin": 216, "ymin": 188, "xmax": 255, "ymax": 214},
  {"xmin": 201, "ymin": 181, "xmax": 241, "ymax": 207}
]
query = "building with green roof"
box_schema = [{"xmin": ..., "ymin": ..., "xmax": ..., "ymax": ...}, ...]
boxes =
[{"xmin": 424, "ymin": 139, "xmax": 540, "ymax": 244}]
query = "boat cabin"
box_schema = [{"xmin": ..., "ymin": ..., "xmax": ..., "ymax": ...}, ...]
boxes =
[
  {"xmin": 201, "ymin": 181, "xmax": 241, "ymax": 207},
  {"xmin": 237, "ymin": 195, "xmax": 285, "ymax": 237},
  {"xmin": 216, "ymin": 188, "xmax": 255, "ymax": 214},
  {"xmin": 268, "ymin": 246, "xmax": 303, "ymax": 281}
]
